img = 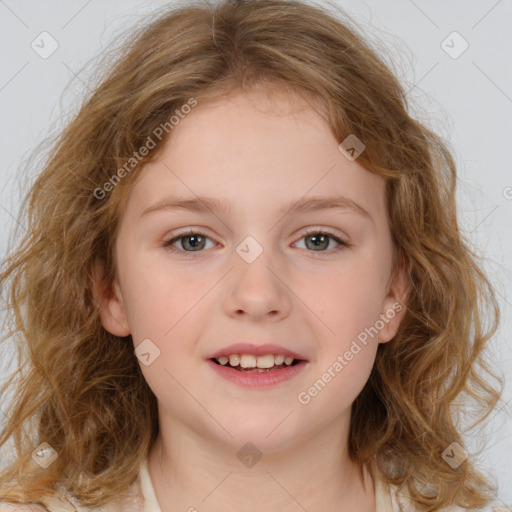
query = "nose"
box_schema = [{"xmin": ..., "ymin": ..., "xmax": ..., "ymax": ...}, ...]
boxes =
[{"xmin": 222, "ymin": 248, "xmax": 292, "ymax": 322}]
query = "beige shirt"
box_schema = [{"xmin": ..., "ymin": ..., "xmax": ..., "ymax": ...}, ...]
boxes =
[{"xmin": 0, "ymin": 460, "xmax": 507, "ymax": 511}]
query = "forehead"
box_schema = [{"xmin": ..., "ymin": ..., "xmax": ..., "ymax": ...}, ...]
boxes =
[{"xmin": 121, "ymin": 87, "xmax": 387, "ymax": 226}]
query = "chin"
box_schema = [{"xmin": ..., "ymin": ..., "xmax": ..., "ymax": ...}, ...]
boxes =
[{"xmin": 215, "ymin": 418, "xmax": 303, "ymax": 453}]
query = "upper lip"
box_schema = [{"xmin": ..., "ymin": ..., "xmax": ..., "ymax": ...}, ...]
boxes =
[{"xmin": 208, "ymin": 343, "xmax": 308, "ymax": 361}]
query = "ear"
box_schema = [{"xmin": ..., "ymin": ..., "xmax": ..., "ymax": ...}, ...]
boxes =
[
  {"xmin": 378, "ymin": 256, "xmax": 411, "ymax": 344},
  {"xmin": 91, "ymin": 259, "xmax": 131, "ymax": 337}
]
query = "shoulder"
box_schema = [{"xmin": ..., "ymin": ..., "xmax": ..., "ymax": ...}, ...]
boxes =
[
  {"xmin": 0, "ymin": 493, "xmax": 144, "ymax": 511},
  {"xmin": 0, "ymin": 465, "xmax": 146, "ymax": 512},
  {"xmin": 0, "ymin": 497, "xmax": 74, "ymax": 511},
  {"xmin": 437, "ymin": 505, "xmax": 512, "ymax": 512},
  {"xmin": 0, "ymin": 486, "xmax": 143, "ymax": 511},
  {"xmin": 387, "ymin": 483, "xmax": 511, "ymax": 512},
  {"xmin": 0, "ymin": 503, "xmax": 46, "ymax": 511}
]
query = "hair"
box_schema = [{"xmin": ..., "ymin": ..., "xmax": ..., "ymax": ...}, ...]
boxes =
[{"xmin": 0, "ymin": 0, "xmax": 502, "ymax": 510}]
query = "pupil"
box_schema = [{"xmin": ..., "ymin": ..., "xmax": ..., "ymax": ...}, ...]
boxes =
[
  {"xmin": 307, "ymin": 234, "xmax": 328, "ymax": 251},
  {"xmin": 185, "ymin": 235, "xmax": 204, "ymax": 250}
]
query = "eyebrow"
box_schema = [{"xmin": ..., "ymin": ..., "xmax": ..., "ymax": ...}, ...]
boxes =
[{"xmin": 140, "ymin": 194, "xmax": 373, "ymax": 221}]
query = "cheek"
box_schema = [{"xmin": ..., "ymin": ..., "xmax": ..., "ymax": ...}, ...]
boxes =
[
  {"xmin": 120, "ymin": 253, "xmax": 210, "ymax": 340},
  {"xmin": 298, "ymin": 266, "xmax": 381, "ymax": 413},
  {"xmin": 123, "ymin": 263, "xmax": 207, "ymax": 392},
  {"xmin": 312, "ymin": 250, "xmax": 390, "ymax": 343},
  {"xmin": 332, "ymin": 343, "xmax": 377, "ymax": 410},
  {"xmin": 297, "ymin": 331, "xmax": 378, "ymax": 420}
]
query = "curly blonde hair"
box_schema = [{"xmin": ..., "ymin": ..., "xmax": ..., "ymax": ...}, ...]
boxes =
[{"xmin": 0, "ymin": 0, "xmax": 501, "ymax": 509}]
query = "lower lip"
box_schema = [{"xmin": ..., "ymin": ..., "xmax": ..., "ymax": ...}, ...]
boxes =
[{"xmin": 207, "ymin": 359, "xmax": 308, "ymax": 387}]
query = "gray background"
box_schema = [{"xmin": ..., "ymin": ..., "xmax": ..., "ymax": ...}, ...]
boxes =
[{"xmin": 0, "ymin": 0, "xmax": 510, "ymax": 505}]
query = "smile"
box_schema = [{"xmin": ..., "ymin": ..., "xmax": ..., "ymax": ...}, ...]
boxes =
[
  {"xmin": 212, "ymin": 353, "xmax": 298, "ymax": 372},
  {"xmin": 207, "ymin": 357, "xmax": 308, "ymax": 387}
]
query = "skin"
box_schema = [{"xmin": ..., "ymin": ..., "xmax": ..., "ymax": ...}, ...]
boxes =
[{"xmin": 96, "ymin": 86, "xmax": 409, "ymax": 512}]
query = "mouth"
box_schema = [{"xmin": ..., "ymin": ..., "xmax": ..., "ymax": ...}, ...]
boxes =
[
  {"xmin": 206, "ymin": 344, "xmax": 309, "ymax": 387},
  {"xmin": 210, "ymin": 354, "xmax": 303, "ymax": 373},
  {"xmin": 207, "ymin": 356, "xmax": 308, "ymax": 387}
]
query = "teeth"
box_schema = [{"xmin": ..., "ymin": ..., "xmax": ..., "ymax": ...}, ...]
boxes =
[
  {"xmin": 240, "ymin": 354, "xmax": 256, "ymax": 368},
  {"xmin": 214, "ymin": 354, "xmax": 297, "ymax": 369},
  {"xmin": 256, "ymin": 354, "xmax": 274, "ymax": 368},
  {"xmin": 274, "ymin": 355, "xmax": 285, "ymax": 365}
]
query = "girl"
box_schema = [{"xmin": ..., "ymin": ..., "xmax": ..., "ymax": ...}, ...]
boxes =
[{"xmin": 0, "ymin": 0, "xmax": 505, "ymax": 510}]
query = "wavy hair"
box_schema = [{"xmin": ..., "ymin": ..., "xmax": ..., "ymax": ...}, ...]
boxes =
[{"xmin": 0, "ymin": 0, "xmax": 501, "ymax": 509}]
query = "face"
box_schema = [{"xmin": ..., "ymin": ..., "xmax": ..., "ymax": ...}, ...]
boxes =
[{"xmin": 97, "ymin": 87, "xmax": 408, "ymax": 453}]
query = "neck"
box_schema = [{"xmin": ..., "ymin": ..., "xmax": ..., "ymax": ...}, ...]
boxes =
[{"xmin": 147, "ymin": 412, "xmax": 376, "ymax": 512}]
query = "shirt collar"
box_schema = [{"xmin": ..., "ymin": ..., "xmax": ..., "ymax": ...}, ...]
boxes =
[{"xmin": 139, "ymin": 458, "xmax": 163, "ymax": 512}]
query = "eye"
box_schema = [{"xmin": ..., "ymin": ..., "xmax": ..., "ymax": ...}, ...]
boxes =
[
  {"xmin": 162, "ymin": 228, "xmax": 350, "ymax": 255},
  {"xmin": 294, "ymin": 229, "xmax": 349, "ymax": 253},
  {"xmin": 163, "ymin": 229, "xmax": 216, "ymax": 253}
]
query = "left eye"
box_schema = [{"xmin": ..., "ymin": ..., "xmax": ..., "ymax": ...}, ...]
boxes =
[{"xmin": 293, "ymin": 231, "xmax": 347, "ymax": 252}]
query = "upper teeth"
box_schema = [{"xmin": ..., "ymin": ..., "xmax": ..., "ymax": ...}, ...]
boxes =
[{"xmin": 216, "ymin": 354, "xmax": 295, "ymax": 368}]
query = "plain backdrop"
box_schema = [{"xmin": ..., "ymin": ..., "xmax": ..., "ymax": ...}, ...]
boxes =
[{"xmin": 0, "ymin": 0, "xmax": 511, "ymax": 505}]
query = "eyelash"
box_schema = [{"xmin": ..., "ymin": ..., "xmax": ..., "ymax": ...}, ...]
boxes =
[{"xmin": 162, "ymin": 228, "xmax": 350, "ymax": 256}]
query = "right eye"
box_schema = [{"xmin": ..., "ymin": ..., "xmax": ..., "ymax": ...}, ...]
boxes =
[{"xmin": 163, "ymin": 229, "xmax": 216, "ymax": 253}]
